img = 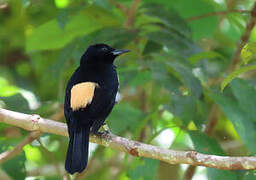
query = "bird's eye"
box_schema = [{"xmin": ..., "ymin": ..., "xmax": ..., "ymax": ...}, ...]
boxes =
[{"xmin": 102, "ymin": 47, "xmax": 108, "ymax": 51}]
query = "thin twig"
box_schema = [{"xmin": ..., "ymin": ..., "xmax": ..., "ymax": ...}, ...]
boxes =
[
  {"xmin": 138, "ymin": 89, "xmax": 147, "ymax": 142},
  {"xmin": 186, "ymin": 9, "xmax": 250, "ymax": 22},
  {"xmin": 0, "ymin": 107, "xmax": 64, "ymax": 165},
  {"xmin": 1, "ymin": 108, "xmax": 256, "ymax": 170},
  {"xmin": 125, "ymin": 0, "xmax": 140, "ymax": 27},
  {"xmin": 108, "ymin": 0, "xmax": 127, "ymax": 14},
  {"xmin": 227, "ymin": 4, "xmax": 256, "ymax": 72},
  {"xmin": 184, "ymin": 104, "xmax": 221, "ymax": 179},
  {"xmin": 204, "ymin": 104, "xmax": 220, "ymax": 136},
  {"xmin": 50, "ymin": 105, "xmax": 64, "ymax": 121},
  {"xmin": 0, "ymin": 131, "xmax": 41, "ymax": 164},
  {"xmin": 184, "ymin": 165, "xmax": 196, "ymax": 180}
]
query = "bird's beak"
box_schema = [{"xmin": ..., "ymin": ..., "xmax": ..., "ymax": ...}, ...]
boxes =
[{"xmin": 111, "ymin": 49, "xmax": 130, "ymax": 56}]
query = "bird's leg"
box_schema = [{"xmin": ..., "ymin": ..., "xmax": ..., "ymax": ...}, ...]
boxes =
[
  {"xmin": 102, "ymin": 123, "xmax": 111, "ymax": 134},
  {"xmin": 91, "ymin": 121, "xmax": 111, "ymax": 136},
  {"xmin": 97, "ymin": 124, "xmax": 111, "ymax": 137}
]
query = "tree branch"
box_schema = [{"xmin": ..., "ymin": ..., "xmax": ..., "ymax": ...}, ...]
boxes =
[
  {"xmin": 186, "ymin": 9, "xmax": 250, "ymax": 22},
  {"xmin": 1, "ymin": 108, "xmax": 256, "ymax": 170},
  {"xmin": 0, "ymin": 131, "xmax": 41, "ymax": 164}
]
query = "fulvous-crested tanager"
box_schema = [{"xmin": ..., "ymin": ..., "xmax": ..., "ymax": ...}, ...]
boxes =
[{"xmin": 64, "ymin": 44, "xmax": 129, "ymax": 174}]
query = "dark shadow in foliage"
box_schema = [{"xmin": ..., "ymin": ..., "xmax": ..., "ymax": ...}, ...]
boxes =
[
  {"xmin": 0, "ymin": 141, "xmax": 26, "ymax": 179},
  {"xmin": 0, "ymin": 93, "xmax": 30, "ymax": 113}
]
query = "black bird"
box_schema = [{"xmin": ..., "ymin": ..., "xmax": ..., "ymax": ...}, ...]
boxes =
[{"xmin": 64, "ymin": 44, "xmax": 129, "ymax": 174}]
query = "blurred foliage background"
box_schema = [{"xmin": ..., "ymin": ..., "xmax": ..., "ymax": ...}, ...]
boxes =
[{"xmin": 1, "ymin": 0, "xmax": 256, "ymax": 179}]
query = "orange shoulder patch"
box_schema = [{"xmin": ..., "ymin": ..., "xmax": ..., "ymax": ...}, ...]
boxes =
[{"xmin": 70, "ymin": 82, "xmax": 99, "ymax": 111}]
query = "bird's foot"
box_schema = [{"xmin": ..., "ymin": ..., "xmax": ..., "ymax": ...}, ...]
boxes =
[
  {"xmin": 96, "ymin": 124, "xmax": 111, "ymax": 137},
  {"xmin": 102, "ymin": 124, "xmax": 110, "ymax": 133}
]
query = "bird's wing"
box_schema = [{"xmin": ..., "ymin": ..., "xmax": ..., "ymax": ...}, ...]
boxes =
[{"xmin": 70, "ymin": 82, "xmax": 99, "ymax": 111}]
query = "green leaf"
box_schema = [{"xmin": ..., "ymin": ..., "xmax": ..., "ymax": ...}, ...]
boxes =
[
  {"xmin": 130, "ymin": 70, "xmax": 152, "ymax": 87},
  {"xmin": 146, "ymin": 30, "xmax": 200, "ymax": 57},
  {"xmin": 221, "ymin": 65, "xmax": 256, "ymax": 91},
  {"xmin": 0, "ymin": 93, "xmax": 30, "ymax": 113},
  {"xmin": 0, "ymin": 77, "xmax": 19, "ymax": 97},
  {"xmin": 26, "ymin": 5, "xmax": 120, "ymax": 52},
  {"xmin": 143, "ymin": 40, "xmax": 163, "ymax": 55},
  {"xmin": 167, "ymin": 61, "xmax": 202, "ymax": 98},
  {"xmin": 49, "ymin": 41, "xmax": 77, "ymax": 78},
  {"xmin": 128, "ymin": 158, "xmax": 159, "ymax": 180},
  {"xmin": 189, "ymin": 131, "xmax": 239, "ymax": 179},
  {"xmin": 21, "ymin": 0, "xmax": 30, "ymax": 7},
  {"xmin": 189, "ymin": 131, "xmax": 224, "ymax": 155},
  {"xmin": 0, "ymin": 141, "xmax": 26, "ymax": 179},
  {"xmin": 171, "ymin": 131, "xmax": 191, "ymax": 149},
  {"xmin": 140, "ymin": 3, "xmax": 200, "ymax": 57},
  {"xmin": 170, "ymin": 95, "xmax": 197, "ymax": 126},
  {"xmin": 207, "ymin": 168, "xmax": 238, "ymax": 180},
  {"xmin": 223, "ymin": 14, "xmax": 246, "ymax": 43},
  {"xmin": 148, "ymin": 60, "xmax": 182, "ymax": 95},
  {"xmin": 141, "ymin": 3, "xmax": 191, "ymax": 38},
  {"xmin": 188, "ymin": 51, "xmax": 226, "ymax": 64},
  {"xmin": 230, "ymin": 78, "xmax": 256, "ymax": 123},
  {"xmin": 108, "ymin": 103, "xmax": 143, "ymax": 134},
  {"xmin": 241, "ymin": 42, "xmax": 256, "ymax": 65},
  {"xmin": 209, "ymin": 92, "xmax": 256, "ymax": 153},
  {"xmin": 55, "ymin": 0, "xmax": 69, "ymax": 8},
  {"xmin": 56, "ymin": 6, "xmax": 85, "ymax": 29},
  {"xmin": 68, "ymin": 27, "xmax": 134, "ymax": 61},
  {"xmin": 144, "ymin": 0, "xmax": 220, "ymax": 39},
  {"xmin": 243, "ymin": 171, "xmax": 256, "ymax": 180},
  {"xmin": 176, "ymin": 0, "xmax": 220, "ymax": 39},
  {"xmin": 85, "ymin": 27, "xmax": 134, "ymax": 47},
  {"xmin": 169, "ymin": 94, "xmax": 207, "ymax": 128},
  {"xmin": 24, "ymin": 144, "xmax": 43, "ymax": 163}
]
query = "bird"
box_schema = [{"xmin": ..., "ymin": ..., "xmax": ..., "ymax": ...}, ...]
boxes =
[{"xmin": 64, "ymin": 43, "xmax": 130, "ymax": 174}]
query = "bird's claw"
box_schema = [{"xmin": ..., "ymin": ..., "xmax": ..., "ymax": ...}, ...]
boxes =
[
  {"xmin": 97, "ymin": 130, "xmax": 109, "ymax": 137},
  {"xmin": 102, "ymin": 124, "xmax": 110, "ymax": 132},
  {"xmin": 96, "ymin": 124, "xmax": 111, "ymax": 137}
]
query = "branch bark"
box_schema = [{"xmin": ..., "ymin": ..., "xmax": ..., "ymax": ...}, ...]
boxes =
[{"xmin": 1, "ymin": 108, "xmax": 256, "ymax": 170}]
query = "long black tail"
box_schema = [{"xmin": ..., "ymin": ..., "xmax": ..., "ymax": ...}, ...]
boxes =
[{"xmin": 65, "ymin": 125, "xmax": 90, "ymax": 174}]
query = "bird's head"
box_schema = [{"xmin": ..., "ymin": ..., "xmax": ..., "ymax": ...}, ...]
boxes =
[{"xmin": 80, "ymin": 44, "xmax": 130, "ymax": 66}]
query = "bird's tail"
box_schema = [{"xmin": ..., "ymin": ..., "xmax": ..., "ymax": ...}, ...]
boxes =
[{"xmin": 65, "ymin": 124, "xmax": 90, "ymax": 174}]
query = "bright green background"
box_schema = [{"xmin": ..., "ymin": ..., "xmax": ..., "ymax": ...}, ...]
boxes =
[{"xmin": 1, "ymin": 0, "xmax": 256, "ymax": 179}]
